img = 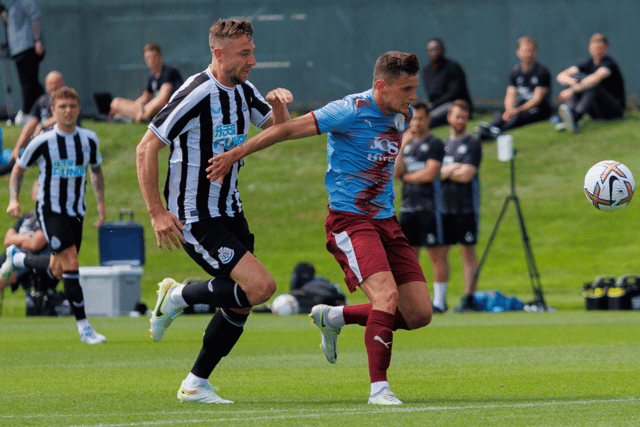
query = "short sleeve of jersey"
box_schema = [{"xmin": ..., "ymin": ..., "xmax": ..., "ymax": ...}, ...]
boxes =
[
  {"xmin": 16, "ymin": 133, "xmax": 46, "ymax": 169},
  {"xmin": 577, "ymin": 59, "xmax": 593, "ymax": 75},
  {"xmin": 86, "ymin": 129, "xmax": 103, "ymax": 167},
  {"xmin": 12, "ymin": 215, "xmax": 26, "ymax": 233},
  {"xmin": 508, "ymin": 65, "xmax": 519, "ymax": 87},
  {"xmin": 429, "ymin": 137, "xmax": 445, "ymax": 162},
  {"xmin": 242, "ymin": 80, "xmax": 273, "ymax": 129},
  {"xmin": 313, "ymin": 98, "xmax": 357, "ymax": 135},
  {"xmin": 538, "ymin": 65, "xmax": 552, "ymax": 88},
  {"xmin": 462, "ymin": 137, "xmax": 482, "ymax": 168},
  {"xmin": 149, "ymin": 76, "xmax": 208, "ymax": 145}
]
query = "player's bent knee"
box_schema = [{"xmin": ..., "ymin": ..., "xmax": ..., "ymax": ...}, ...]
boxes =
[
  {"xmin": 246, "ymin": 276, "xmax": 276, "ymax": 306},
  {"xmin": 405, "ymin": 310, "xmax": 432, "ymax": 330}
]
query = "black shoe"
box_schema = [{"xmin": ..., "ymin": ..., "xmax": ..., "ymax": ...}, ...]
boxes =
[
  {"xmin": 454, "ymin": 294, "xmax": 479, "ymax": 313},
  {"xmin": 432, "ymin": 301, "xmax": 448, "ymax": 314}
]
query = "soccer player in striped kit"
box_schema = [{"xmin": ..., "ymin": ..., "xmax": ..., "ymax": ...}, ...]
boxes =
[
  {"xmin": 6, "ymin": 86, "xmax": 107, "ymax": 344},
  {"xmin": 137, "ymin": 19, "xmax": 293, "ymax": 403},
  {"xmin": 208, "ymin": 51, "xmax": 434, "ymax": 405}
]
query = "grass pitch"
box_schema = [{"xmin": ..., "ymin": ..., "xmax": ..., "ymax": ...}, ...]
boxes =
[
  {"xmin": 1, "ymin": 113, "xmax": 640, "ymax": 425},
  {"xmin": 1, "ymin": 311, "xmax": 639, "ymax": 426}
]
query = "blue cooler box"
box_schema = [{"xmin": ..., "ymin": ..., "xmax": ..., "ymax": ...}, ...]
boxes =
[{"xmin": 98, "ymin": 209, "xmax": 145, "ymax": 266}]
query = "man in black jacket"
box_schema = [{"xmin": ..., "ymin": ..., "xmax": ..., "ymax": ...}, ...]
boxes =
[{"xmin": 421, "ymin": 38, "xmax": 473, "ymax": 128}]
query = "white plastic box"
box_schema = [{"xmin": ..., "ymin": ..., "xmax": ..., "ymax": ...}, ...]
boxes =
[{"xmin": 79, "ymin": 265, "xmax": 143, "ymax": 316}]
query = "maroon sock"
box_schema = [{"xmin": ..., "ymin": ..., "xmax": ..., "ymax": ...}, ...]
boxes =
[
  {"xmin": 343, "ymin": 303, "xmax": 372, "ymax": 326},
  {"xmin": 364, "ymin": 309, "xmax": 395, "ymax": 383},
  {"xmin": 393, "ymin": 309, "xmax": 409, "ymax": 331}
]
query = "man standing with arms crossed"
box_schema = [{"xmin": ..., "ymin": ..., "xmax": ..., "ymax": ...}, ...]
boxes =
[
  {"xmin": 394, "ymin": 101, "xmax": 447, "ymax": 313},
  {"xmin": 209, "ymin": 51, "xmax": 433, "ymax": 405},
  {"xmin": 7, "ymin": 86, "xmax": 107, "ymax": 344},
  {"xmin": 440, "ymin": 100, "xmax": 482, "ymax": 312},
  {"xmin": 137, "ymin": 19, "xmax": 293, "ymax": 404}
]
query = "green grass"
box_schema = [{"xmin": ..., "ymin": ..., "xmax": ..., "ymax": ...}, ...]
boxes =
[
  {"xmin": 2, "ymin": 113, "xmax": 640, "ymax": 313},
  {"xmin": 1, "ymin": 114, "xmax": 640, "ymax": 425},
  {"xmin": 0, "ymin": 311, "xmax": 639, "ymax": 426}
]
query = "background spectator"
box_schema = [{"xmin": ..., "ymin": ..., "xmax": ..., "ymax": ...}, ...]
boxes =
[{"xmin": 421, "ymin": 38, "xmax": 473, "ymax": 129}]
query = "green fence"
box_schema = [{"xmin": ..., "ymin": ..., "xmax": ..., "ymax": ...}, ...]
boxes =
[{"xmin": 2, "ymin": 0, "xmax": 638, "ymax": 115}]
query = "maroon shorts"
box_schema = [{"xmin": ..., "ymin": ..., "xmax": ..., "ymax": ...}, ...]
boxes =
[{"xmin": 325, "ymin": 208, "xmax": 425, "ymax": 293}]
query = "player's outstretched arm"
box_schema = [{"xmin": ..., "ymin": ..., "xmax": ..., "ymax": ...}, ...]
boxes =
[
  {"xmin": 136, "ymin": 129, "xmax": 185, "ymax": 252},
  {"xmin": 206, "ymin": 112, "xmax": 319, "ymax": 182}
]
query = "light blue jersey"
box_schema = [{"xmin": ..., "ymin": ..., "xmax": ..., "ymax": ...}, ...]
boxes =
[{"xmin": 312, "ymin": 89, "xmax": 411, "ymax": 219}]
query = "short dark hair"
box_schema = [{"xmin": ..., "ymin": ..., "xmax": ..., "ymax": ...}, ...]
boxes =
[
  {"xmin": 144, "ymin": 43, "xmax": 162, "ymax": 55},
  {"xmin": 373, "ymin": 51, "xmax": 420, "ymax": 85},
  {"xmin": 411, "ymin": 101, "xmax": 430, "ymax": 114},
  {"xmin": 427, "ymin": 38, "xmax": 445, "ymax": 54},
  {"xmin": 448, "ymin": 99, "xmax": 470, "ymax": 114},
  {"xmin": 51, "ymin": 86, "xmax": 79, "ymax": 105},
  {"xmin": 209, "ymin": 19, "xmax": 253, "ymax": 51}
]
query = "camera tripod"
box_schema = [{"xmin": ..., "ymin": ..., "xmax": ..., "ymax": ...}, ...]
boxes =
[{"xmin": 470, "ymin": 150, "xmax": 547, "ymax": 310}]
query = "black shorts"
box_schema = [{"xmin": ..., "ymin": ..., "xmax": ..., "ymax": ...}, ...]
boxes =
[
  {"xmin": 441, "ymin": 213, "xmax": 478, "ymax": 246},
  {"xmin": 181, "ymin": 215, "xmax": 255, "ymax": 278},
  {"xmin": 38, "ymin": 209, "xmax": 83, "ymax": 254},
  {"xmin": 399, "ymin": 210, "xmax": 442, "ymax": 248}
]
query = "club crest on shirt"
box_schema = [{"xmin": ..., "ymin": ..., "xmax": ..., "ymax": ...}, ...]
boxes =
[
  {"xmin": 50, "ymin": 236, "xmax": 61, "ymax": 250},
  {"xmin": 218, "ymin": 247, "xmax": 234, "ymax": 264},
  {"xmin": 457, "ymin": 145, "xmax": 468, "ymax": 155},
  {"xmin": 393, "ymin": 114, "xmax": 405, "ymax": 131}
]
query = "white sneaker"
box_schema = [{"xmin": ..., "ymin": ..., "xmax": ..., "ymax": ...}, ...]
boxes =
[
  {"xmin": 309, "ymin": 304, "xmax": 341, "ymax": 364},
  {"xmin": 79, "ymin": 326, "xmax": 107, "ymax": 344},
  {"xmin": 177, "ymin": 381, "xmax": 233, "ymax": 403},
  {"xmin": 149, "ymin": 278, "xmax": 185, "ymax": 342},
  {"xmin": 368, "ymin": 388, "xmax": 403, "ymax": 405},
  {"xmin": 14, "ymin": 110, "xmax": 29, "ymax": 125},
  {"xmin": 0, "ymin": 245, "xmax": 17, "ymax": 281},
  {"xmin": 558, "ymin": 104, "xmax": 576, "ymax": 133}
]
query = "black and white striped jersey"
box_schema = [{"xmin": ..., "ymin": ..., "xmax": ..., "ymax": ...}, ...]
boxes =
[
  {"xmin": 149, "ymin": 67, "xmax": 272, "ymax": 223},
  {"xmin": 16, "ymin": 124, "xmax": 102, "ymax": 218}
]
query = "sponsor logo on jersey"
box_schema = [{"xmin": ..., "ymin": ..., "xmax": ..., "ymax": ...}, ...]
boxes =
[
  {"xmin": 367, "ymin": 137, "xmax": 399, "ymax": 162},
  {"xmin": 52, "ymin": 160, "xmax": 86, "ymax": 178},
  {"xmin": 218, "ymin": 247, "xmax": 234, "ymax": 264},
  {"xmin": 215, "ymin": 124, "xmax": 237, "ymax": 138},
  {"xmin": 213, "ymin": 135, "xmax": 246, "ymax": 150}
]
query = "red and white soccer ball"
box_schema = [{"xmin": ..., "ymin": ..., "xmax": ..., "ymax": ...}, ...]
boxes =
[
  {"xmin": 271, "ymin": 294, "xmax": 300, "ymax": 316},
  {"xmin": 584, "ymin": 160, "xmax": 635, "ymax": 212}
]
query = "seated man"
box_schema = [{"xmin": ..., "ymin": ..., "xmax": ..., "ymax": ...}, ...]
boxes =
[
  {"xmin": 556, "ymin": 33, "xmax": 625, "ymax": 133},
  {"xmin": 476, "ymin": 37, "xmax": 552, "ymax": 141},
  {"xmin": 0, "ymin": 181, "xmax": 58, "ymax": 295},
  {"xmin": 421, "ymin": 38, "xmax": 473, "ymax": 128},
  {"xmin": 110, "ymin": 43, "xmax": 183, "ymax": 123},
  {"xmin": 0, "ymin": 70, "xmax": 66, "ymax": 177}
]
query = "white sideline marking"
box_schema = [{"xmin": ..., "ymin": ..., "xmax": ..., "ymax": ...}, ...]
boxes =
[{"xmin": 2, "ymin": 397, "xmax": 637, "ymax": 426}]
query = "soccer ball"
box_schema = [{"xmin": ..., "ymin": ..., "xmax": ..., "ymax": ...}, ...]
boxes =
[
  {"xmin": 271, "ymin": 294, "xmax": 300, "ymax": 316},
  {"xmin": 583, "ymin": 160, "xmax": 635, "ymax": 211}
]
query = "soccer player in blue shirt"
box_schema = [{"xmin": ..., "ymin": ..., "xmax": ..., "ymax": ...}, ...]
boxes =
[{"xmin": 208, "ymin": 51, "xmax": 433, "ymax": 405}]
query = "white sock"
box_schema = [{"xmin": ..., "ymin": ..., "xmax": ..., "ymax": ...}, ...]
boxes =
[
  {"xmin": 371, "ymin": 381, "xmax": 390, "ymax": 395},
  {"xmin": 433, "ymin": 282, "xmax": 447, "ymax": 309},
  {"xmin": 170, "ymin": 283, "xmax": 187, "ymax": 307},
  {"xmin": 327, "ymin": 306, "xmax": 345, "ymax": 328},
  {"xmin": 12, "ymin": 252, "xmax": 26, "ymax": 269},
  {"xmin": 184, "ymin": 372, "xmax": 208, "ymax": 389},
  {"xmin": 77, "ymin": 318, "xmax": 90, "ymax": 332}
]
